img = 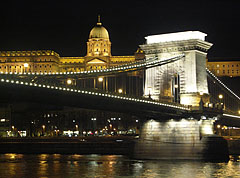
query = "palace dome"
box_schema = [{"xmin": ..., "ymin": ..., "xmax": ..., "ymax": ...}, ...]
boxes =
[{"xmin": 89, "ymin": 16, "xmax": 109, "ymax": 39}]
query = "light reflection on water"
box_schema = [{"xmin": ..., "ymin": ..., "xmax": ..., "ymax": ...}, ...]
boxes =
[{"xmin": 0, "ymin": 154, "xmax": 240, "ymax": 178}]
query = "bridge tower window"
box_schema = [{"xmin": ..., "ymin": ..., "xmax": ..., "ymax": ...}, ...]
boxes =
[{"xmin": 172, "ymin": 74, "xmax": 180, "ymax": 103}]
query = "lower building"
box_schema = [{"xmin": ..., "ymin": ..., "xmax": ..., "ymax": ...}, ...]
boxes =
[{"xmin": 207, "ymin": 58, "xmax": 240, "ymax": 77}]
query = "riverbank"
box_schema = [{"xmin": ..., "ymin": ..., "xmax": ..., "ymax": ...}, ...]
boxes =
[
  {"xmin": 224, "ymin": 136, "xmax": 240, "ymax": 155},
  {"xmin": 0, "ymin": 136, "xmax": 135, "ymax": 155},
  {"xmin": 0, "ymin": 136, "xmax": 239, "ymax": 156}
]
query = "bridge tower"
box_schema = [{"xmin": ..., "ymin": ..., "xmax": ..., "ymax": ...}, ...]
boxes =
[{"xmin": 141, "ymin": 31, "xmax": 212, "ymax": 106}]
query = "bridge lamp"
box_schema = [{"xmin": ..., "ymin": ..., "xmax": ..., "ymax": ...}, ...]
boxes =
[
  {"xmin": 118, "ymin": 88, "xmax": 123, "ymax": 94},
  {"xmin": 67, "ymin": 79, "xmax": 72, "ymax": 85},
  {"xmin": 98, "ymin": 77, "xmax": 103, "ymax": 82},
  {"xmin": 218, "ymin": 94, "xmax": 224, "ymax": 109},
  {"xmin": 218, "ymin": 94, "xmax": 223, "ymax": 99}
]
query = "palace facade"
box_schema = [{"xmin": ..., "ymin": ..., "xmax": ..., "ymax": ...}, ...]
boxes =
[
  {"xmin": 0, "ymin": 17, "xmax": 144, "ymax": 74},
  {"xmin": 207, "ymin": 59, "xmax": 240, "ymax": 77}
]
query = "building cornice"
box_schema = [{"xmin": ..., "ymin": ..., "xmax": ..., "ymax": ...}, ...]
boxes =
[
  {"xmin": 140, "ymin": 39, "xmax": 213, "ymax": 54},
  {"xmin": 0, "ymin": 50, "xmax": 60, "ymax": 58}
]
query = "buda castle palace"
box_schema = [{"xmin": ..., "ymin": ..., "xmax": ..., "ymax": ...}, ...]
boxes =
[{"xmin": 0, "ymin": 16, "xmax": 144, "ymax": 74}]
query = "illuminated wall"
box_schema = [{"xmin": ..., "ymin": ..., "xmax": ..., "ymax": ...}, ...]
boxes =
[
  {"xmin": 207, "ymin": 60, "xmax": 240, "ymax": 77},
  {"xmin": 141, "ymin": 31, "xmax": 213, "ymax": 106},
  {"xmin": 134, "ymin": 118, "xmax": 225, "ymax": 160},
  {"xmin": 0, "ymin": 50, "xmax": 60, "ymax": 73}
]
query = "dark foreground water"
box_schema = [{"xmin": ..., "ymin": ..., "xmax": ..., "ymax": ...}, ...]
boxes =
[{"xmin": 0, "ymin": 154, "xmax": 240, "ymax": 178}]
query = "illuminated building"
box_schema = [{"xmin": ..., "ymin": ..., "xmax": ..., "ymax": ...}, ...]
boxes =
[
  {"xmin": 0, "ymin": 16, "xmax": 145, "ymax": 136},
  {"xmin": 0, "ymin": 16, "xmax": 144, "ymax": 74},
  {"xmin": 207, "ymin": 59, "xmax": 240, "ymax": 77}
]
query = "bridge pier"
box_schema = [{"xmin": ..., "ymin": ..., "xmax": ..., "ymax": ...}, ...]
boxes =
[{"xmin": 134, "ymin": 118, "xmax": 229, "ymax": 161}]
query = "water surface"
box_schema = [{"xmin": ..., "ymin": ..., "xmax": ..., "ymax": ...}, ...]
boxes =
[{"xmin": 0, "ymin": 154, "xmax": 239, "ymax": 178}]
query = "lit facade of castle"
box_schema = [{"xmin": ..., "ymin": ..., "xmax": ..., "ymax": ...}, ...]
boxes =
[{"xmin": 0, "ymin": 17, "xmax": 144, "ymax": 74}]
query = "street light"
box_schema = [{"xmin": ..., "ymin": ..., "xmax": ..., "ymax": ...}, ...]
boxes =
[
  {"xmin": 98, "ymin": 77, "xmax": 103, "ymax": 82},
  {"xmin": 42, "ymin": 125, "xmax": 45, "ymax": 136},
  {"xmin": 118, "ymin": 88, "xmax": 123, "ymax": 94},
  {"xmin": 218, "ymin": 94, "xmax": 223, "ymax": 99},
  {"xmin": 24, "ymin": 63, "xmax": 29, "ymax": 73},
  {"xmin": 218, "ymin": 94, "xmax": 224, "ymax": 109},
  {"xmin": 217, "ymin": 124, "xmax": 221, "ymax": 136},
  {"xmin": 67, "ymin": 79, "xmax": 72, "ymax": 85}
]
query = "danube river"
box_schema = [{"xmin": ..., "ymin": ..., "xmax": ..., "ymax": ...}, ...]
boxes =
[{"xmin": 0, "ymin": 154, "xmax": 239, "ymax": 178}]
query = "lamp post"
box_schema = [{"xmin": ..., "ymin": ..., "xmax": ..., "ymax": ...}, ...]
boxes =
[
  {"xmin": 218, "ymin": 94, "xmax": 223, "ymax": 109},
  {"xmin": 98, "ymin": 77, "xmax": 104, "ymax": 90},
  {"xmin": 42, "ymin": 125, "xmax": 45, "ymax": 136},
  {"xmin": 67, "ymin": 79, "xmax": 72, "ymax": 85},
  {"xmin": 23, "ymin": 63, "xmax": 29, "ymax": 73},
  {"xmin": 217, "ymin": 124, "xmax": 221, "ymax": 136},
  {"xmin": 118, "ymin": 88, "xmax": 123, "ymax": 94},
  {"xmin": 148, "ymin": 87, "xmax": 152, "ymax": 99}
]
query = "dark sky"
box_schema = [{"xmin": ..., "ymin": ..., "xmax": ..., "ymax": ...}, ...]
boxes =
[{"xmin": 0, "ymin": 0, "xmax": 239, "ymax": 59}]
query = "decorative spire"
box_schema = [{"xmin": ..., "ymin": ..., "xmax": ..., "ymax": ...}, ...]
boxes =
[{"xmin": 97, "ymin": 15, "xmax": 102, "ymax": 26}]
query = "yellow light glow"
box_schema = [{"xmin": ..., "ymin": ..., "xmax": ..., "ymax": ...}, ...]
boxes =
[
  {"xmin": 67, "ymin": 79, "xmax": 72, "ymax": 85},
  {"xmin": 118, "ymin": 88, "xmax": 123, "ymax": 93},
  {"xmin": 42, "ymin": 125, "xmax": 45, "ymax": 129},
  {"xmin": 146, "ymin": 31, "xmax": 207, "ymax": 44},
  {"xmin": 217, "ymin": 124, "xmax": 221, "ymax": 129},
  {"xmin": 24, "ymin": 63, "xmax": 29, "ymax": 67},
  {"xmin": 98, "ymin": 77, "xmax": 103, "ymax": 82},
  {"xmin": 219, "ymin": 94, "xmax": 223, "ymax": 99}
]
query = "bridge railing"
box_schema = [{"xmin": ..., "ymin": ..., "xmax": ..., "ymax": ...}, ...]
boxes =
[{"xmin": 0, "ymin": 75, "xmax": 190, "ymax": 112}]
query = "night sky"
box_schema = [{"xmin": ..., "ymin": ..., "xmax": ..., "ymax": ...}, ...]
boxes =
[{"xmin": 0, "ymin": 0, "xmax": 239, "ymax": 59}]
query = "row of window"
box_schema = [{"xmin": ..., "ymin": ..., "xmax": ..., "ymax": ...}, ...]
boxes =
[
  {"xmin": 0, "ymin": 68, "xmax": 53, "ymax": 73},
  {"xmin": 0, "ymin": 59, "xmax": 54, "ymax": 62},
  {"xmin": 90, "ymin": 44, "xmax": 107, "ymax": 47},
  {"xmin": 216, "ymin": 69, "xmax": 239, "ymax": 74},
  {"xmin": 215, "ymin": 64, "xmax": 240, "ymax": 68},
  {"xmin": 89, "ymin": 48, "xmax": 108, "ymax": 53},
  {"xmin": 0, "ymin": 65, "xmax": 52, "ymax": 69},
  {"xmin": 88, "ymin": 66, "xmax": 106, "ymax": 70}
]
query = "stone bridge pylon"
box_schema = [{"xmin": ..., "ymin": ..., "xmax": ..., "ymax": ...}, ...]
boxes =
[{"xmin": 141, "ymin": 31, "xmax": 212, "ymax": 106}]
